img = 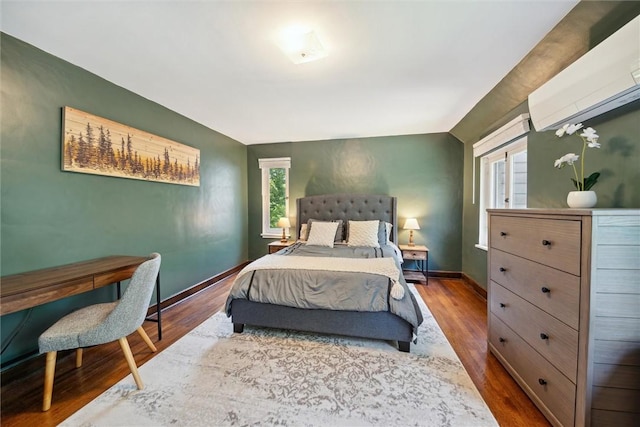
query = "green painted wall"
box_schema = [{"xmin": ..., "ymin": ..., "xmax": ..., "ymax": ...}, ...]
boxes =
[
  {"xmin": 459, "ymin": 10, "xmax": 640, "ymax": 290},
  {"xmin": 247, "ymin": 134, "xmax": 464, "ymax": 274},
  {"xmin": 528, "ymin": 100, "xmax": 640, "ymax": 208},
  {"xmin": 461, "ymin": 101, "xmax": 530, "ymax": 287},
  {"xmin": 0, "ymin": 34, "xmax": 248, "ymax": 366},
  {"xmin": 462, "ymin": 101, "xmax": 640, "ymax": 289},
  {"xmin": 461, "ymin": 141, "xmax": 486, "ymax": 287}
]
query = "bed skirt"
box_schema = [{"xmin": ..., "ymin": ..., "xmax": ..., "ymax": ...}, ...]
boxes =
[{"xmin": 230, "ymin": 299, "xmax": 413, "ymax": 352}]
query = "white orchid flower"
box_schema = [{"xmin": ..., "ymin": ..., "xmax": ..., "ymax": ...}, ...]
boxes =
[
  {"xmin": 563, "ymin": 153, "xmax": 579, "ymax": 165},
  {"xmin": 556, "ymin": 123, "xmax": 583, "ymax": 137},
  {"xmin": 555, "ymin": 124, "xmax": 569, "ymax": 137},
  {"xmin": 581, "ymin": 127, "xmax": 597, "ymax": 137},
  {"xmin": 587, "ymin": 140, "xmax": 601, "ymax": 148},
  {"xmin": 581, "ymin": 127, "xmax": 599, "ymax": 142},
  {"xmin": 554, "ymin": 153, "xmax": 579, "ymax": 168},
  {"xmin": 552, "ymin": 123, "xmax": 601, "ymax": 191},
  {"xmin": 566, "ymin": 123, "xmax": 583, "ymax": 135}
]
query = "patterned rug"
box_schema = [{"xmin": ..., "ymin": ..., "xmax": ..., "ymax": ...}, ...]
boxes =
[{"xmin": 61, "ymin": 285, "xmax": 497, "ymax": 426}]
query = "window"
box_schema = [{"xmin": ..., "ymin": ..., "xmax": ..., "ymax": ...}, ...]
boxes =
[
  {"xmin": 477, "ymin": 137, "xmax": 527, "ymax": 249},
  {"xmin": 472, "ymin": 114, "xmax": 530, "ymax": 250},
  {"xmin": 259, "ymin": 157, "xmax": 290, "ymax": 238}
]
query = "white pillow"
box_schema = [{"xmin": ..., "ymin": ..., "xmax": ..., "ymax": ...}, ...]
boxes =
[
  {"xmin": 305, "ymin": 221, "xmax": 339, "ymax": 247},
  {"xmin": 299, "ymin": 223, "xmax": 308, "ymax": 241},
  {"xmin": 347, "ymin": 220, "xmax": 380, "ymax": 248}
]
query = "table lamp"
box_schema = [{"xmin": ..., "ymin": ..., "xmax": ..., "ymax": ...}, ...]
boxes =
[
  {"xmin": 277, "ymin": 217, "xmax": 291, "ymax": 243},
  {"xmin": 403, "ymin": 218, "xmax": 420, "ymax": 246}
]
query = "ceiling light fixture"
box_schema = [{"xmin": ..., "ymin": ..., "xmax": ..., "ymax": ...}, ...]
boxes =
[{"xmin": 276, "ymin": 26, "xmax": 328, "ymax": 64}]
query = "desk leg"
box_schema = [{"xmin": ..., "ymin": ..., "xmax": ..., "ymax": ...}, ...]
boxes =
[{"xmin": 116, "ymin": 282, "xmax": 121, "ymax": 299}]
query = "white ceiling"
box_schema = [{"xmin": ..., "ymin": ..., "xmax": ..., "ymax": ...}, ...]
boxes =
[{"xmin": 1, "ymin": 1, "xmax": 578, "ymax": 145}]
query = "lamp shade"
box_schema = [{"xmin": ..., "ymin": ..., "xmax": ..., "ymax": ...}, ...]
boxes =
[
  {"xmin": 403, "ymin": 218, "xmax": 420, "ymax": 230},
  {"xmin": 277, "ymin": 217, "xmax": 291, "ymax": 228}
]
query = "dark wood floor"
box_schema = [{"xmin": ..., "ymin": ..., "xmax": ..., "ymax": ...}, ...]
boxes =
[{"xmin": 0, "ymin": 276, "xmax": 549, "ymax": 426}]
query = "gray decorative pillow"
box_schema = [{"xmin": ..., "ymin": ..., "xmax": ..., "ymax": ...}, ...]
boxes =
[
  {"xmin": 307, "ymin": 219, "xmax": 344, "ymax": 242},
  {"xmin": 384, "ymin": 221, "xmax": 393, "ymax": 244},
  {"xmin": 377, "ymin": 221, "xmax": 388, "ymax": 245}
]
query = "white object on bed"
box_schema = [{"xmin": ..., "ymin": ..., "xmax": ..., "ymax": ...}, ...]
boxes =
[
  {"xmin": 347, "ymin": 220, "xmax": 380, "ymax": 248},
  {"xmin": 385, "ymin": 222, "xmax": 393, "ymax": 244},
  {"xmin": 308, "ymin": 218, "xmax": 344, "ymax": 242},
  {"xmin": 305, "ymin": 221, "xmax": 339, "ymax": 247},
  {"xmin": 388, "ymin": 241, "xmax": 404, "ymax": 263},
  {"xmin": 299, "ymin": 223, "xmax": 308, "ymax": 241},
  {"xmin": 237, "ymin": 255, "xmax": 405, "ymax": 300}
]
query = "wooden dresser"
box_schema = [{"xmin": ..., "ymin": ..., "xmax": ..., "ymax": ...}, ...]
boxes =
[{"xmin": 487, "ymin": 209, "xmax": 640, "ymax": 427}]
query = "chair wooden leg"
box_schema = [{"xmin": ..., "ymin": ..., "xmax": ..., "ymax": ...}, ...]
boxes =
[
  {"xmin": 136, "ymin": 326, "xmax": 157, "ymax": 352},
  {"xmin": 118, "ymin": 337, "xmax": 143, "ymax": 390},
  {"xmin": 76, "ymin": 348, "xmax": 83, "ymax": 368},
  {"xmin": 42, "ymin": 351, "xmax": 57, "ymax": 411}
]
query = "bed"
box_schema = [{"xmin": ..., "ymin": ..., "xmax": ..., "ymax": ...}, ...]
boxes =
[{"xmin": 225, "ymin": 194, "xmax": 423, "ymax": 352}]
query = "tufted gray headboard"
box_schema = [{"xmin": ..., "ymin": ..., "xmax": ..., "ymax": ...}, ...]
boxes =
[{"xmin": 296, "ymin": 194, "xmax": 398, "ymax": 243}]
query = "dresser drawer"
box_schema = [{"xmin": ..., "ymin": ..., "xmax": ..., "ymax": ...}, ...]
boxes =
[
  {"xmin": 489, "ymin": 314, "xmax": 576, "ymax": 427},
  {"xmin": 491, "ymin": 282, "xmax": 579, "ymax": 382},
  {"xmin": 490, "ymin": 249, "xmax": 581, "ymax": 329},
  {"xmin": 490, "ymin": 215, "xmax": 582, "ymax": 275}
]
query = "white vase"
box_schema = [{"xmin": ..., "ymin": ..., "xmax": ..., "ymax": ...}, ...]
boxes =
[{"xmin": 567, "ymin": 190, "xmax": 597, "ymax": 208}]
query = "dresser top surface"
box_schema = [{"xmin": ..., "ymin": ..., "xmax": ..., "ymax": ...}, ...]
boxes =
[{"xmin": 487, "ymin": 208, "xmax": 640, "ymax": 216}]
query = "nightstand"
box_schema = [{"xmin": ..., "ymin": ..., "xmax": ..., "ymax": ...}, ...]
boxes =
[
  {"xmin": 268, "ymin": 240, "xmax": 295, "ymax": 254},
  {"xmin": 398, "ymin": 244, "xmax": 429, "ymax": 284}
]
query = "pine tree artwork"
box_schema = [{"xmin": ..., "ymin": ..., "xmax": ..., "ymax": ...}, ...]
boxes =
[{"xmin": 62, "ymin": 106, "xmax": 200, "ymax": 186}]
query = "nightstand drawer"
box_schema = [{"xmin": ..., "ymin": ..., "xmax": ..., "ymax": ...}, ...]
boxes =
[
  {"xmin": 490, "ymin": 215, "xmax": 581, "ymax": 275},
  {"xmin": 268, "ymin": 241, "xmax": 294, "ymax": 254},
  {"xmin": 403, "ymin": 250, "xmax": 427, "ymax": 260}
]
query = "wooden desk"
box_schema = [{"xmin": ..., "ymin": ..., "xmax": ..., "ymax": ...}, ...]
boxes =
[{"xmin": 0, "ymin": 255, "xmax": 162, "ymax": 339}]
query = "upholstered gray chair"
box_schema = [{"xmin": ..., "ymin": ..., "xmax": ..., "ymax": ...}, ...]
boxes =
[{"xmin": 38, "ymin": 253, "xmax": 161, "ymax": 411}]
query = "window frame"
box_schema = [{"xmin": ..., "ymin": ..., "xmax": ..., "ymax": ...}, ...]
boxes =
[
  {"xmin": 477, "ymin": 136, "xmax": 528, "ymax": 250},
  {"xmin": 259, "ymin": 157, "xmax": 291, "ymax": 238}
]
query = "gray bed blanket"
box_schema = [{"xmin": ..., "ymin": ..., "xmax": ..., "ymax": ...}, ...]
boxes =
[{"xmin": 225, "ymin": 243, "xmax": 423, "ymax": 330}]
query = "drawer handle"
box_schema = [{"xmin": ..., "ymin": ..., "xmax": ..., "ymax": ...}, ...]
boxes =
[
  {"xmin": 500, "ymin": 231, "xmax": 507, "ymax": 237},
  {"xmin": 499, "ymin": 303, "xmax": 506, "ymax": 308},
  {"xmin": 499, "ymin": 337, "xmax": 506, "ymax": 343},
  {"xmin": 542, "ymin": 239, "xmax": 552, "ymax": 246},
  {"xmin": 538, "ymin": 378, "xmax": 547, "ymax": 386},
  {"xmin": 540, "ymin": 333, "xmax": 549, "ymax": 340},
  {"xmin": 499, "ymin": 267, "xmax": 507, "ymax": 272},
  {"xmin": 541, "ymin": 287, "xmax": 551, "ymax": 294}
]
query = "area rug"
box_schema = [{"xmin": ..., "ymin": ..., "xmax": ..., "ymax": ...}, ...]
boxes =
[{"xmin": 61, "ymin": 284, "xmax": 498, "ymax": 426}]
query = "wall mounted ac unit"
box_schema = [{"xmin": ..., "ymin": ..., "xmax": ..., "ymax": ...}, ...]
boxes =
[{"xmin": 529, "ymin": 15, "xmax": 640, "ymax": 131}]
